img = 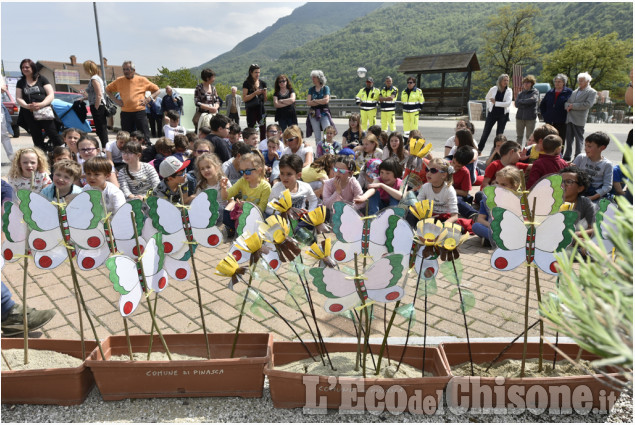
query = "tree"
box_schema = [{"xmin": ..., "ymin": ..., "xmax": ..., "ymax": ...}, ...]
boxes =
[
  {"xmin": 152, "ymin": 67, "xmax": 198, "ymax": 89},
  {"xmin": 540, "ymin": 32, "xmax": 633, "ymax": 93},
  {"xmin": 474, "ymin": 5, "xmax": 541, "ymax": 96}
]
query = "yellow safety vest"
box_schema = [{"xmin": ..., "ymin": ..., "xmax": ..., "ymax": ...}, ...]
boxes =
[
  {"xmin": 401, "ymin": 88, "xmax": 424, "ymax": 112},
  {"xmin": 379, "ymin": 86, "xmax": 399, "ymax": 111},
  {"xmin": 355, "ymin": 87, "xmax": 380, "ymax": 110}
]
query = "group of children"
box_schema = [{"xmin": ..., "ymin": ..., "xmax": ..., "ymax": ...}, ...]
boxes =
[{"xmin": 4, "ymin": 112, "xmax": 625, "ymax": 249}]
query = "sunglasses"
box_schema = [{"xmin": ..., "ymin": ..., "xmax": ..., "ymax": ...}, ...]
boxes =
[
  {"xmin": 286, "ymin": 137, "xmax": 298, "ymax": 143},
  {"xmin": 426, "ymin": 167, "xmax": 447, "ymax": 174},
  {"xmin": 239, "ymin": 168, "xmax": 257, "ymax": 176},
  {"xmin": 175, "ymin": 170, "xmax": 186, "ymax": 177},
  {"xmin": 333, "ymin": 167, "xmax": 349, "ymax": 174},
  {"xmin": 196, "ymin": 149, "xmax": 210, "ymax": 154},
  {"xmin": 268, "ymin": 130, "xmax": 279, "ymax": 134},
  {"xmin": 279, "ymin": 80, "xmax": 287, "ymax": 83}
]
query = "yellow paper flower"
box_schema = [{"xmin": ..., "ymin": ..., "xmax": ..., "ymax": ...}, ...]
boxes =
[
  {"xmin": 415, "ymin": 218, "xmax": 443, "ymax": 246},
  {"xmin": 559, "ymin": 202, "xmax": 575, "ymax": 212},
  {"xmin": 409, "ymin": 138, "xmax": 432, "ymax": 158},
  {"xmin": 306, "ymin": 238, "xmax": 331, "ymax": 261},
  {"xmin": 235, "ymin": 232, "xmax": 263, "ymax": 253},
  {"xmin": 301, "ymin": 206, "xmax": 327, "ymax": 226},
  {"xmin": 259, "ymin": 215, "xmax": 290, "ymax": 245},
  {"xmin": 409, "ymin": 200, "xmax": 434, "ymax": 221},
  {"xmin": 439, "ymin": 223, "xmax": 469, "ymax": 251},
  {"xmin": 268, "ymin": 189, "xmax": 292, "ymax": 213},
  {"xmin": 215, "ymin": 255, "xmax": 240, "ymax": 277}
]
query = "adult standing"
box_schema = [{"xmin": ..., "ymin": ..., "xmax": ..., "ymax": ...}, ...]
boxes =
[
  {"xmin": 106, "ymin": 60, "xmax": 159, "ymax": 145},
  {"xmin": 355, "ymin": 77, "xmax": 380, "ymax": 131},
  {"xmin": 225, "ymin": 86, "xmax": 241, "ymax": 124},
  {"xmin": 242, "ymin": 64, "xmax": 267, "ymax": 140},
  {"xmin": 193, "ymin": 68, "xmax": 220, "ymax": 132},
  {"xmin": 477, "ymin": 74, "xmax": 512, "ymax": 154},
  {"xmin": 514, "ymin": 75, "xmax": 540, "ymax": 147},
  {"xmin": 161, "ymin": 85, "xmax": 183, "ymax": 124},
  {"xmin": 563, "ymin": 72, "xmax": 597, "ymax": 161},
  {"xmin": 15, "ymin": 59, "xmax": 63, "ymax": 152},
  {"xmin": 82, "ymin": 60, "xmax": 109, "ymax": 149},
  {"xmin": 400, "ymin": 77, "xmax": 424, "ymax": 138},
  {"xmin": 306, "ymin": 70, "xmax": 334, "ymax": 144},
  {"xmin": 539, "ymin": 74, "xmax": 573, "ymax": 144},
  {"xmin": 273, "ymin": 74, "xmax": 297, "ymax": 131},
  {"xmin": 379, "ymin": 76, "xmax": 398, "ymax": 132}
]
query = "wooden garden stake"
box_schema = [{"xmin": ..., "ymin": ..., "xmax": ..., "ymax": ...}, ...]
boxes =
[
  {"xmin": 451, "ymin": 256, "xmax": 474, "ymax": 376},
  {"xmin": 231, "ymin": 264, "xmax": 255, "ymax": 358}
]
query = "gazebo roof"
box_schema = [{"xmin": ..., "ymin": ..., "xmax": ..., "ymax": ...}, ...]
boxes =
[{"xmin": 398, "ymin": 52, "xmax": 480, "ymax": 74}]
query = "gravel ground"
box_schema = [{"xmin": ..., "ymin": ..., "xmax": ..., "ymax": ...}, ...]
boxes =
[{"xmin": 1, "ymin": 378, "xmax": 631, "ymax": 423}]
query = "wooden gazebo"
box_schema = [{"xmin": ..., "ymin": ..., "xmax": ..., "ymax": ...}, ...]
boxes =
[{"xmin": 398, "ymin": 51, "xmax": 480, "ymax": 115}]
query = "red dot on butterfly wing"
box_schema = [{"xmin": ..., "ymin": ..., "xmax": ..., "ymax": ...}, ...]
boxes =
[
  {"xmin": 3, "ymin": 249, "xmax": 13, "ymax": 261},
  {"xmin": 269, "ymin": 259, "xmax": 279, "ymax": 270},
  {"xmin": 424, "ymin": 267, "xmax": 435, "ymax": 278},
  {"xmin": 175, "ymin": 268, "xmax": 187, "ymax": 279},
  {"xmin": 207, "ymin": 234, "xmax": 220, "ymax": 246},
  {"xmin": 123, "ymin": 301, "xmax": 133, "ymax": 315},
  {"xmin": 334, "ymin": 250, "xmax": 346, "ymax": 262},
  {"xmin": 87, "ymin": 236, "xmax": 101, "ymax": 248},
  {"xmin": 386, "ymin": 291, "xmax": 400, "ymax": 301},
  {"xmin": 33, "ymin": 238, "xmax": 47, "ymax": 250},
  {"xmin": 163, "ymin": 242, "xmax": 173, "ymax": 253},
  {"xmin": 232, "ymin": 250, "xmax": 242, "ymax": 261},
  {"xmin": 549, "ymin": 261, "xmax": 559, "ymax": 274},
  {"xmin": 494, "ymin": 257, "xmax": 508, "ymax": 270},
  {"xmin": 82, "ymin": 257, "xmax": 95, "ymax": 269},
  {"xmin": 39, "ymin": 256, "xmax": 53, "ymax": 268},
  {"xmin": 329, "ymin": 304, "xmax": 344, "ymax": 313},
  {"xmin": 158, "ymin": 277, "xmax": 167, "ymax": 289}
]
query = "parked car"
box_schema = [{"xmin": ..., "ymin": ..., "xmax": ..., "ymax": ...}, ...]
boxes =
[
  {"xmin": 2, "ymin": 90, "xmax": 20, "ymax": 137},
  {"xmin": 54, "ymin": 92, "xmax": 94, "ymax": 131}
]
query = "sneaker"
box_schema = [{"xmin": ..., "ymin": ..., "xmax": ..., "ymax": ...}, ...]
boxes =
[
  {"xmin": 1, "ymin": 304, "xmax": 56, "ymax": 337},
  {"xmin": 480, "ymin": 237, "xmax": 492, "ymax": 248}
]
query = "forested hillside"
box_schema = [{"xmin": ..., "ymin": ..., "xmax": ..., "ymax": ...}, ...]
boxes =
[{"xmin": 196, "ymin": 2, "xmax": 633, "ymax": 98}]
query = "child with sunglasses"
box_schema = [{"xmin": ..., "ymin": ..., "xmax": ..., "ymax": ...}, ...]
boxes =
[
  {"xmin": 221, "ymin": 152, "xmax": 271, "ymax": 238},
  {"xmin": 412, "ymin": 158, "xmax": 458, "ymax": 225},
  {"xmin": 322, "ymin": 155, "xmax": 364, "ymax": 211}
]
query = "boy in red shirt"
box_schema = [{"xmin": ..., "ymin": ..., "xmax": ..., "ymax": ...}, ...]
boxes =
[
  {"xmin": 526, "ymin": 135, "xmax": 568, "ymax": 188},
  {"xmin": 481, "ymin": 141, "xmax": 531, "ymax": 188},
  {"xmin": 452, "ymin": 145, "xmax": 478, "ymax": 218}
]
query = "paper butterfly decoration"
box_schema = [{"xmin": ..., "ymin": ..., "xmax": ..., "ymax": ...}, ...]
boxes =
[
  {"xmin": 15, "ymin": 190, "xmax": 109, "ymax": 271},
  {"xmin": 106, "ymin": 233, "xmax": 168, "ymax": 317},
  {"xmin": 310, "ymin": 254, "xmax": 405, "ymax": 313},
  {"xmin": 593, "ymin": 199, "xmax": 630, "ymax": 255},
  {"xmin": 330, "ymin": 202, "xmax": 413, "ymax": 266},
  {"xmin": 143, "ymin": 190, "xmax": 223, "ymax": 280},
  {"xmin": 105, "ymin": 199, "xmax": 147, "ymax": 258},
  {"xmin": 2, "ymin": 201, "xmax": 28, "ymax": 263},
  {"xmin": 229, "ymin": 202, "xmax": 281, "ymax": 271},
  {"xmin": 485, "ymin": 175, "xmax": 577, "ymax": 275}
]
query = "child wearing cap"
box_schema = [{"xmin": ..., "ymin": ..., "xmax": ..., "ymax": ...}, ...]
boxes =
[{"xmin": 152, "ymin": 156, "xmax": 196, "ymax": 205}]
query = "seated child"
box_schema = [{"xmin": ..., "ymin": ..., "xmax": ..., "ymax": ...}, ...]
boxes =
[
  {"xmin": 444, "ymin": 120, "xmax": 473, "ymax": 157},
  {"xmin": 282, "ymin": 125, "xmax": 313, "ymax": 168},
  {"xmin": 483, "ymin": 134, "xmax": 507, "ymax": 170},
  {"xmin": 228, "ymin": 122, "xmax": 242, "ymax": 145},
  {"xmin": 262, "ymin": 138, "xmax": 282, "ymax": 184},
  {"xmin": 302, "ymin": 154, "xmax": 337, "ymax": 197},
  {"xmin": 354, "ymin": 157, "xmax": 404, "ymax": 215},
  {"xmin": 481, "ymin": 141, "xmax": 530, "ymax": 188},
  {"xmin": 77, "ymin": 136, "xmax": 119, "ymax": 188},
  {"xmin": 525, "ymin": 124, "xmax": 558, "ymax": 163},
  {"xmin": 50, "ymin": 146, "xmax": 73, "ymax": 166},
  {"xmin": 381, "ymin": 131, "xmax": 409, "ymax": 167},
  {"xmin": 472, "ymin": 166, "xmax": 523, "ymax": 247},
  {"xmin": 105, "ymin": 130, "xmax": 129, "ymax": 171},
  {"xmin": 559, "ymin": 166, "xmax": 596, "ymax": 238},
  {"xmin": 572, "ymin": 132, "xmax": 613, "ymax": 202},
  {"xmin": 82, "ymin": 157, "xmax": 125, "ymax": 213},
  {"xmin": 152, "ymin": 156, "xmax": 196, "ymax": 205},
  {"xmin": 195, "ymin": 152, "xmax": 230, "ymax": 213},
  {"xmin": 222, "ymin": 141, "xmax": 252, "ymax": 184},
  {"xmin": 258, "ymin": 124, "xmax": 281, "ymax": 151},
  {"xmin": 41, "ymin": 159, "xmax": 82, "ymax": 202},
  {"xmin": 342, "ymin": 113, "xmax": 365, "ymax": 149},
  {"xmin": 242, "ymin": 127, "xmax": 260, "ymax": 148},
  {"xmin": 414, "ymin": 158, "xmax": 458, "ymax": 224},
  {"xmin": 452, "ymin": 146, "xmax": 478, "ymax": 219},
  {"xmin": 526, "ymin": 134, "xmax": 568, "ymax": 189},
  {"xmin": 221, "ymin": 152, "xmax": 271, "ymax": 237},
  {"xmin": 117, "ymin": 140, "xmax": 161, "ymax": 201},
  {"xmin": 152, "ymin": 137, "xmax": 176, "ymax": 176},
  {"xmin": 611, "ymin": 163, "xmax": 632, "ymax": 203},
  {"xmin": 162, "ymin": 110, "xmax": 185, "ymax": 141},
  {"xmin": 186, "ymin": 139, "xmax": 213, "ymax": 173},
  {"xmin": 173, "ymin": 134, "xmax": 189, "ymax": 162},
  {"xmin": 317, "ymin": 125, "xmax": 341, "ymax": 157},
  {"xmin": 322, "ymin": 155, "xmax": 364, "ymax": 211},
  {"xmin": 266, "ymin": 154, "xmax": 318, "ymax": 215}
]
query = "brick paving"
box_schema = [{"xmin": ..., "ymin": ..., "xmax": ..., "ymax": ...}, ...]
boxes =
[{"xmin": 1, "ymin": 227, "xmax": 560, "ymax": 344}]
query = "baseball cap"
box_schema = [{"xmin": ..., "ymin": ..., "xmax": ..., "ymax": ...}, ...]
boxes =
[
  {"xmin": 365, "ymin": 158, "xmax": 382, "ymax": 179},
  {"xmin": 366, "ymin": 77, "xmax": 374, "ymax": 83},
  {"xmin": 159, "ymin": 156, "xmax": 190, "ymax": 178},
  {"xmin": 339, "ymin": 147, "xmax": 355, "ymax": 157}
]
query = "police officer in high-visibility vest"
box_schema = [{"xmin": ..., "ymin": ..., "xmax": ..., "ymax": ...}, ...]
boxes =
[
  {"xmin": 401, "ymin": 77, "xmax": 425, "ymax": 137},
  {"xmin": 355, "ymin": 77, "xmax": 380, "ymax": 131},
  {"xmin": 379, "ymin": 76, "xmax": 398, "ymax": 132}
]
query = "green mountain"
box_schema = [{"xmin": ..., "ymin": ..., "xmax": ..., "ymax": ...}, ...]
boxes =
[
  {"xmin": 198, "ymin": 2, "xmax": 633, "ymax": 98},
  {"xmin": 192, "ymin": 2, "xmax": 383, "ymax": 84}
]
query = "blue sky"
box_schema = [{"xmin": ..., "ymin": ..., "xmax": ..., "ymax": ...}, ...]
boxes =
[{"xmin": 1, "ymin": 1, "xmax": 305, "ymax": 76}]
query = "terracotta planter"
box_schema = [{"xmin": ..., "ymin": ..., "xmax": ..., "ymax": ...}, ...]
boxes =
[
  {"xmin": 1, "ymin": 338, "xmax": 97, "ymax": 405},
  {"xmin": 439, "ymin": 342, "xmax": 623, "ymax": 412},
  {"xmin": 265, "ymin": 341, "xmax": 451, "ymax": 412},
  {"xmin": 86, "ymin": 333, "xmax": 271, "ymax": 401}
]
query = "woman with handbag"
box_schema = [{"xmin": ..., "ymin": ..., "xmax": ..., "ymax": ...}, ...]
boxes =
[
  {"xmin": 15, "ymin": 58, "xmax": 63, "ymax": 152},
  {"xmin": 242, "ymin": 64, "xmax": 267, "ymax": 140},
  {"xmin": 193, "ymin": 68, "xmax": 220, "ymax": 133},
  {"xmin": 82, "ymin": 60, "xmax": 109, "ymax": 148}
]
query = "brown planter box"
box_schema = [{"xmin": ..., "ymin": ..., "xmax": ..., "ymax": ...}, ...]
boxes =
[
  {"xmin": 1, "ymin": 338, "xmax": 97, "ymax": 405},
  {"xmin": 86, "ymin": 333, "xmax": 271, "ymax": 401},
  {"xmin": 265, "ymin": 341, "xmax": 451, "ymax": 412},
  {"xmin": 439, "ymin": 342, "xmax": 623, "ymax": 413}
]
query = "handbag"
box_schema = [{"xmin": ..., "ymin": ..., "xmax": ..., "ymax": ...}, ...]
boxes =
[
  {"xmin": 104, "ymin": 96, "xmax": 118, "ymax": 117},
  {"xmin": 245, "ymin": 94, "xmax": 260, "ymax": 109},
  {"xmin": 32, "ymin": 105, "xmax": 54, "ymax": 121}
]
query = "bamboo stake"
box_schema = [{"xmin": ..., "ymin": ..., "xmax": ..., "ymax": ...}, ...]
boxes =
[
  {"xmin": 147, "ymin": 294, "xmax": 158, "ymax": 360},
  {"xmin": 2, "ymin": 351, "xmax": 12, "ymax": 370},
  {"xmin": 452, "ymin": 257, "xmax": 474, "ymax": 376},
  {"xmin": 534, "ymin": 266, "xmax": 544, "ymax": 372},
  {"xmin": 231, "ymin": 264, "xmax": 255, "ymax": 358},
  {"xmin": 123, "ymin": 318, "xmax": 133, "ymax": 361},
  {"xmin": 21, "ymin": 252, "xmax": 29, "ymax": 365}
]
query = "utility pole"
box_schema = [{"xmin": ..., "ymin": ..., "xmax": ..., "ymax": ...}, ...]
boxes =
[{"xmin": 93, "ymin": 2, "xmax": 107, "ymax": 82}]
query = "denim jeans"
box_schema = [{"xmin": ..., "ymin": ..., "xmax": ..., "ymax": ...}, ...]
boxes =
[
  {"xmin": 367, "ymin": 191, "xmax": 399, "ymax": 215},
  {"xmin": 2, "ymin": 281, "xmax": 15, "ymax": 321},
  {"xmin": 309, "ymin": 112, "xmax": 330, "ymax": 143}
]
